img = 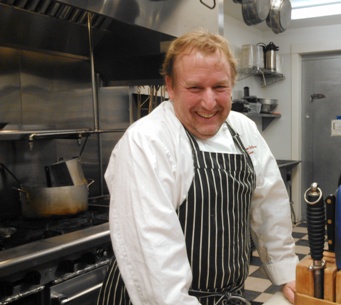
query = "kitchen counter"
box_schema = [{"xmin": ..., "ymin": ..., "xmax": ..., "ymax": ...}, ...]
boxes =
[
  {"xmin": 263, "ymin": 292, "xmax": 291, "ymax": 305},
  {"xmin": 276, "ymin": 159, "xmax": 301, "ymax": 168}
]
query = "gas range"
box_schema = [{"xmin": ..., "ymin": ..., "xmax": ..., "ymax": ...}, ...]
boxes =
[
  {"xmin": 0, "ymin": 197, "xmax": 113, "ymax": 305},
  {"xmin": 0, "ymin": 208, "xmax": 109, "ymax": 250}
]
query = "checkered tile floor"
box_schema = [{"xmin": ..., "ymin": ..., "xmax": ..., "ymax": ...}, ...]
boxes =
[{"xmin": 245, "ymin": 222, "xmax": 309, "ymax": 305}]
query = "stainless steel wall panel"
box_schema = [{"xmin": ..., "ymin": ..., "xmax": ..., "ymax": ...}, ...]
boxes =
[
  {"xmin": 0, "ymin": 47, "xmax": 21, "ymax": 125},
  {"xmin": 19, "ymin": 50, "xmax": 93, "ymax": 127}
]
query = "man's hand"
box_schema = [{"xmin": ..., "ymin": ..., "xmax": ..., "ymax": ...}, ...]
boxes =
[{"xmin": 282, "ymin": 280, "xmax": 296, "ymax": 304}]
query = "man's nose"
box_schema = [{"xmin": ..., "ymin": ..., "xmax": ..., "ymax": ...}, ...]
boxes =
[{"xmin": 201, "ymin": 88, "xmax": 216, "ymax": 108}]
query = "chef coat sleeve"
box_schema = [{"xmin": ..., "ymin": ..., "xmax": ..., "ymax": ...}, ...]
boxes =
[
  {"xmin": 104, "ymin": 127, "xmax": 200, "ymax": 305},
  {"xmin": 248, "ymin": 127, "xmax": 299, "ymax": 286}
]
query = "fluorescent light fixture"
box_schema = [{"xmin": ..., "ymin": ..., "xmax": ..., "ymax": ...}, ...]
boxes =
[{"xmin": 291, "ymin": 0, "xmax": 341, "ymax": 20}]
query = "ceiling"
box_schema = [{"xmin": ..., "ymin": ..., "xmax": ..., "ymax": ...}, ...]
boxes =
[{"xmin": 223, "ymin": 0, "xmax": 341, "ymax": 32}]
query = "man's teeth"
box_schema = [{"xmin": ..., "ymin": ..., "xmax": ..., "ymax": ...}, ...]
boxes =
[{"xmin": 198, "ymin": 113, "xmax": 214, "ymax": 118}]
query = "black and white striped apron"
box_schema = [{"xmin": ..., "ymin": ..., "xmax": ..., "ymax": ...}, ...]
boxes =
[{"xmin": 97, "ymin": 123, "xmax": 256, "ymax": 305}]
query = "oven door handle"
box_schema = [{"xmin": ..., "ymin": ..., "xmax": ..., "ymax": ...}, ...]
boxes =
[{"xmin": 51, "ymin": 283, "xmax": 102, "ymax": 305}]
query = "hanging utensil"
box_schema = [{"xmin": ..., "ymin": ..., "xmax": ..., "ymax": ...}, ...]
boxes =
[
  {"xmin": 266, "ymin": 0, "xmax": 292, "ymax": 34},
  {"xmin": 239, "ymin": 0, "xmax": 271, "ymax": 26},
  {"xmin": 304, "ymin": 182, "xmax": 326, "ymax": 299}
]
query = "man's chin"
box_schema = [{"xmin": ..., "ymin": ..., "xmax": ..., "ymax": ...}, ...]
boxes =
[{"xmin": 192, "ymin": 127, "xmax": 219, "ymax": 140}]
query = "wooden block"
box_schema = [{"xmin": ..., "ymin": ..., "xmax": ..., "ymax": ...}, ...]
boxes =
[
  {"xmin": 296, "ymin": 292, "xmax": 341, "ymax": 305},
  {"xmin": 296, "ymin": 253, "xmax": 340, "ymax": 304},
  {"xmin": 336, "ymin": 270, "xmax": 341, "ymax": 304},
  {"xmin": 296, "ymin": 256, "xmax": 314, "ymax": 296},
  {"xmin": 324, "ymin": 262, "xmax": 337, "ymax": 302},
  {"xmin": 324, "ymin": 251, "xmax": 336, "ymax": 264}
]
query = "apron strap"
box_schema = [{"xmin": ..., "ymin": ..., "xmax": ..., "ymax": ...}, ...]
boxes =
[
  {"xmin": 225, "ymin": 122, "xmax": 255, "ymax": 175},
  {"xmin": 189, "ymin": 288, "xmax": 251, "ymax": 305}
]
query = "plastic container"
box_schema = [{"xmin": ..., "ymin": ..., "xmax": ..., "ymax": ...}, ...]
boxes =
[{"xmin": 248, "ymin": 103, "xmax": 262, "ymax": 114}]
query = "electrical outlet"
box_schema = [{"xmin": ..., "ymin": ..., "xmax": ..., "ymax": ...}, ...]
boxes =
[{"xmin": 331, "ymin": 120, "xmax": 341, "ymax": 136}]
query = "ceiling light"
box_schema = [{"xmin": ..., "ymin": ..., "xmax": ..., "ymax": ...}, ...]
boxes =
[{"xmin": 291, "ymin": 0, "xmax": 341, "ymax": 19}]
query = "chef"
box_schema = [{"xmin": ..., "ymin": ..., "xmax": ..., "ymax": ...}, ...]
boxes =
[{"xmin": 97, "ymin": 29, "xmax": 298, "ymax": 305}]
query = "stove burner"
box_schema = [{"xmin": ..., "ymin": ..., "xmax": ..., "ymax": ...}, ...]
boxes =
[{"xmin": 0, "ymin": 209, "xmax": 109, "ymax": 250}]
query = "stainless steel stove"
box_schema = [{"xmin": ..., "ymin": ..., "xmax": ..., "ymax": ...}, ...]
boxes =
[{"xmin": 0, "ymin": 197, "xmax": 112, "ymax": 305}]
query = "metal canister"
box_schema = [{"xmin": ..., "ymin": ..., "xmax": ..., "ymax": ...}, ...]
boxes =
[{"xmin": 265, "ymin": 42, "xmax": 279, "ymax": 71}]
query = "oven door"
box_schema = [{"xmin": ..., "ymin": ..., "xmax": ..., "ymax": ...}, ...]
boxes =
[{"xmin": 49, "ymin": 265, "xmax": 107, "ymax": 305}]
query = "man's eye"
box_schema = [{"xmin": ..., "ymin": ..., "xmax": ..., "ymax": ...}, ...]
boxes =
[
  {"xmin": 215, "ymin": 86, "xmax": 228, "ymax": 92},
  {"xmin": 188, "ymin": 86, "xmax": 201, "ymax": 92}
]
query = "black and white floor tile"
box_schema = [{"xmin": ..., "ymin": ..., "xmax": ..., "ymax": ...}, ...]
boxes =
[{"xmin": 245, "ymin": 222, "xmax": 309, "ymax": 305}]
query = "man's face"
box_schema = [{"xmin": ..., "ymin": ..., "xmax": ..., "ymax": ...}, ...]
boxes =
[{"xmin": 166, "ymin": 49, "xmax": 233, "ymax": 140}]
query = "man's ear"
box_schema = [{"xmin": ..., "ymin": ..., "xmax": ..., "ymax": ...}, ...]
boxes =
[{"xmin": 165, "ymin": 76, "xmax": 174, "ymax": 100}]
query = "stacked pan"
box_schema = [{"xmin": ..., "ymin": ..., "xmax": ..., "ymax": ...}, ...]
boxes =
[{"xmin": 233, "ymin": 0, "xmax": 292, "ymax": 33}]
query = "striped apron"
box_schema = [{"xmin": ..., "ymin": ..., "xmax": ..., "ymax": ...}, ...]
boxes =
[{"xmin": 97, "ymin": 123, "xmax": 256, "ymax": 305}]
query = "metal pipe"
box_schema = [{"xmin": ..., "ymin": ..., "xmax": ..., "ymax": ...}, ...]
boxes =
[
  {"xmin": 87, "ymin": 13, "xmax": 99, "ymax": 132},
  {"xmin": 88, "ymin": 13, "xmax": 104, "ymax": 195}
]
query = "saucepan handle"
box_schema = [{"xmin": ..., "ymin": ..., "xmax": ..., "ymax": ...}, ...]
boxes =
[
  {"xmin": 86, "ymin": 178, "xmax": 95, "ymax": 189},
  {"xmin": 200, "ymin": 0, "xmax": 216, "ymax": 9},
  {"xmin": 12, "ymin": 187, "xmax": 30, "ymax": 203}
]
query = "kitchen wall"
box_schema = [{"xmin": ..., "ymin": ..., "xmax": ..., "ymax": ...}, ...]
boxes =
[{"xmin": 223, "ymin": 14, "xmax": 341, "ymax": 220}]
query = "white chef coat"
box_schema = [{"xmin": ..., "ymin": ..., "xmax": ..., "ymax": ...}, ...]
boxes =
[{"xmin": 105, "ymin": 100, "xmax": 299, "ymax": 305}]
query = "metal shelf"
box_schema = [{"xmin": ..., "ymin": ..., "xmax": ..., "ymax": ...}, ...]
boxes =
[
  {"xmin": 0, "ymin": 128, "xmax": 126, "ymax": 149},
  {"xmin": 245, "ymin": 113, "xmax": 281, "ymax": 130},
  {"xmin": 237, "ymin": 67, "xmax": 285, "ymax": 87}
]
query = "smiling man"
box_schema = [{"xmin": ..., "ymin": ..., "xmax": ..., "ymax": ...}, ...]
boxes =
[{"xmin": 98, "ymin": 29, "xmax": 298, "ymax": 305}]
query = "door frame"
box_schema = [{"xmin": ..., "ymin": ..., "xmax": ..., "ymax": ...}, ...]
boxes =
[{"xmin": 291, "ymin": 41, "xmax": 341, "ymax": 221}]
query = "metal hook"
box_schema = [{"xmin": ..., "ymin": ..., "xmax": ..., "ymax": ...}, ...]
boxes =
[{"xmin": 200, "ymin": 0, "xmax": 216, "ymax": 9}]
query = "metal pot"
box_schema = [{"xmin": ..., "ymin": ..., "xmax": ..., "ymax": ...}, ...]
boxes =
[
  {"xmin": 50, "ymin": 158, "xmax": 87, "ymax": 186},
  {"xmin": 258, "ymin": 98, "xmax": 278, "ymax": 113},
  {"xmin": 266, "ymin": 0, "xmax": 292, "ymax": 34},
  {"xmin": 240, "ymin": 0, "xmax": 271, "ymax": 26},
  {"xmin": 14, "ymin": 179, "xmax": 94, "ymax": 218}
]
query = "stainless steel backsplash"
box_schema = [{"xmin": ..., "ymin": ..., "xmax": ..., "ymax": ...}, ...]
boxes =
[{"xmin": 0, "ymin": 46, "xmax": 130, "ymax": 218}]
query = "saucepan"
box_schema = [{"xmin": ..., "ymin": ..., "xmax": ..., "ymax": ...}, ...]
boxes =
[{"xmin": 14, "ymin": 179, "xmax": 94, "ymax": 218}]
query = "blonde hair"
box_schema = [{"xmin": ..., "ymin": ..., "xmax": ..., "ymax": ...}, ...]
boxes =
[{"xmin": 161, "ymin": 29, "xmax": 237, "ymax": 86}]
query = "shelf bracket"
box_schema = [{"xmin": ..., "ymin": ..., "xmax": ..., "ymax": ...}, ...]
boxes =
[{"xmin": 262, "ymin": 116, "xmax": 277, "ymax": 130}]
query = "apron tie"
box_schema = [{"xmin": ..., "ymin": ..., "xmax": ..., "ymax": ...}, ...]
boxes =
[{"xmin": 189, "ymin": 289, "xmax": 251, "ymax": 305}]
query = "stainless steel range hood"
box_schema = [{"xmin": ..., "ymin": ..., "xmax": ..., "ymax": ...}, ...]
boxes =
[{"xmin": 0, "ymin": 0, "xmax": 221, "ymax": 85}]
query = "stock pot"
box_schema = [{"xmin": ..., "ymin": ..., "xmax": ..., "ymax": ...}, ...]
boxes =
[{"xmin": 14, "ymin": 179, "xmax": 94, "ymax": 218}]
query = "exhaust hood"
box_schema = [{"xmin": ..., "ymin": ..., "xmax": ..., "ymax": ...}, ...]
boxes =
[{"xmin": 0, "ymin": 0, "xmax": 176, "ymax": 85}]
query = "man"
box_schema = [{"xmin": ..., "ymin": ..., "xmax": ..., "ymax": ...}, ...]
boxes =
[{"xmin": 98, "ymin": 29, "xmax": 298, "ymax": 305}]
